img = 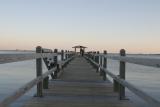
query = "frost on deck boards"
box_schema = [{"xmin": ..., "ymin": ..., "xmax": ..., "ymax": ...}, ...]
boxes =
[{"xmin": 23, "ymin": 57, "xmax": 135, "ymax": 107}]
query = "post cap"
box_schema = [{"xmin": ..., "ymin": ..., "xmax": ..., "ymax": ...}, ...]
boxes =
[
  {"xmin": 120, "ymin": 49, "xmax": 126, "ymax": 56},
  {"xmin": 104, "ymin": 50, "xmax": 107, "ymax": 54},
  {"xmin": 36, "ymin": 46, "xmax": 42, "ymax": 53},
  {"xmin": 54, "ymin": 49, "xmax": 58, "ymax": 53}
]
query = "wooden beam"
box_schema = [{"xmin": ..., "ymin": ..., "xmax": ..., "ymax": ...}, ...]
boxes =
[
  {"xmin": 102, "ymin": 50, "xmax": 107, "ymax": 81},
  {"xmin": 92, "ymin": 53, "xmax": 160, "ymax": 68},
  {"xmin": 119, "ymin": 49, "xmax": 126, "ymax": 100},
  {"xmin": 36, "ymin": 46, "xmax": 43, "ymax": 97},
  {"xmin": 61, "ymin": 50, "xmax": 64, "ymax": 61}
]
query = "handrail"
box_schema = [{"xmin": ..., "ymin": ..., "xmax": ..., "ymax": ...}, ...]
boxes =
[
  {"xmin": 0, "ymin": 67, "xmax": 56, "ymax": 107},
  {"xmin": 85, "ymin": 56, "xmax": 160, "ymax": 107},
  {"xmin": 58, "ymin": 51, "xmax": 74, "ymax": 55},
  {"xmin": 0, "ymin": 56, "xmax": 74, "ymax": 107},
  {"xmin": 85, "ymin": 50, "xmax": 160, "ymax": 107},
  {"xmin": 0, "ymin": 46, "xmax": 75, "ymax": 107},
  {"xmin": 106, "ymin": 55, "xmax": 160, "ymax": 68},
  {"xmin": 90, "ymin": 53, "xmax": 160, "ymax": 68},
  {"xmin": 0, "ymin": 52, "xmax": 74, "ymax": 64}
]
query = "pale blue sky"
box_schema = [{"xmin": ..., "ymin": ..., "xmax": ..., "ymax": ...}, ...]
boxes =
[{"xmin": 0, "ymin": 0, "xmax": 160, "ymax": 53}]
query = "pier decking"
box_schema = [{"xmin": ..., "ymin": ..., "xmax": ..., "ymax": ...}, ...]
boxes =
[
  {"xmin": 1, "ymin": 47, "xmax": 160, "ymax": 107},
  {"xmin": 23, "ymin": 57, "xmax": 134, "ymax": 107}
]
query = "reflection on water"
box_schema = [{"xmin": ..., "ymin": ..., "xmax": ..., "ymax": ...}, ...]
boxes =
[{"xmin": 0, "ymin": 51, "xmax": 160, "ymax": 107}]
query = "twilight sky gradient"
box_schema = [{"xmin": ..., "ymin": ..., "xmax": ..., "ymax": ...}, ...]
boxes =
[{"xmin": 0, "ymin": 0, "xmax": 160, "ymax": 53}]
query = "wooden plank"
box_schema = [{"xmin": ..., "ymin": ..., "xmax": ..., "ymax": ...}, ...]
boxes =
[
  {"xmin": 119, "ymin": 49, "xmax": 126, "ymax": 100},
  {"xmin": 36, "ymin": 46, "xmax": 43, "ymax": 97},
  {"xmin": 24, "ymin": 98, "xmax": 133, "ymax": 107},
  {"xmin": 44, "ymin": 81, "xmax": 117, "ymax": 97}
]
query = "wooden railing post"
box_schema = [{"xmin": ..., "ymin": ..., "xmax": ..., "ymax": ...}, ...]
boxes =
[
  {"xmin": 36, "ymin": 46, "xmax": 43, "ymax": 97},
  {"xmin": 103, "ymin": 50, "xmax": 107, "ymax": 68},
  {"xmin": 92, "ymin": 52, "xmax": 94, "ymax": 60},
  {"xmin": 102, "ymin": 50, "xmax": 107, "ymax": 81},
  {"xmin": 43, "ymin": 76, "xmax": 49, "ymax": 89},
  {"xmin": 96, "ymin": 51, "xmax": 100, "ymax": 73},
  {"xmin": 61, "ymin": 50, "xmax": 64, "ymax": 61},
  {"xmin": 95, "ymin": 51, "xmax": 99, "ymax": 63},
  {"xmin": 113, "ymin": 75, "xmax": 119, "ymax": 92},
  {"xmin": 100, "ymin": 53, "xmax": 103, "ymax": 76},
  {"xmin": 68, "ymin": 50, "xmax": 70, "ymax": 58},
  {"xmin": 119, "ymin": 49, "xmax": 126, "ymax": 100},
  {"xmin": 54, "ymin": 49, "xmax": 58, "ymax": 63},
  {"xmin": 53, "ymin": 49, "xmax": 58, "ymax": 79},
  {"xmin": 68, "ymin": 50, "xmax": 70, "ymax": 59},
  {"xmin": 100, "ymin": 54, "xmax": 103, "ymax": 66},
  {"xmin": 42, "ymin": 49, "xmax": 50, "ymax": 89},
  {"xmin": 97, "ymin": 51, "xmax": 100, "ymax": 63},
  {"xmin": 65, "ymin": 50, "xmax": 67, "ymax": 60},
  {"xmin": 93, "ymin": 52, "xmax": 95, "ymax": 61}
]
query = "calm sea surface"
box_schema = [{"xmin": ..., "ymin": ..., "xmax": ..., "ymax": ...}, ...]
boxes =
[{"xmin": 0, "ymin": 51, "xmax": 160, "ymax": 107}]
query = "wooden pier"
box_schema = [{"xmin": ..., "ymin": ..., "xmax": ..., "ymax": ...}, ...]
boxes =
[
  {"xmin": 0, "ymin": 46, "xmax": 160, "ymax": 107},
  {"xmin": 23, "ymin": 56, "xmax": 134, "ymax": 107}
]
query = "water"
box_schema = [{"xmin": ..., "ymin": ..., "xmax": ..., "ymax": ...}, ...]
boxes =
[
  {"xmin": 107, "ymin": 54, "xmax": 160, "ymax": 107},
  {"xmin": 0, "ymin": 51, "xmax": 160, "ymax": 107},
  {"xmin": 0, "ymin": 51, "xmax": 48, "ymax": 106}
]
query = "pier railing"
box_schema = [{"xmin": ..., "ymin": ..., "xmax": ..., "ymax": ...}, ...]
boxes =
[
  {"xmin": 0, "ymin": 46, "xmax": 75, "ymax": 107},
  {"xmin": 85, "ymin": 49, "xmax": 160, "ymax": 107}
]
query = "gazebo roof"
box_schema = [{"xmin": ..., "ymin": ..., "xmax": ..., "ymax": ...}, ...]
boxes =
[{"xmin": 72, "ymin": 45, "xmax": 87, "ymax": 48}]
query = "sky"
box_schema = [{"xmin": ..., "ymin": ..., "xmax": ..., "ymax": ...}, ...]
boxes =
[{"xmin": 0, "ymin": 0, "xmax": 160, "ymax": 53}]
